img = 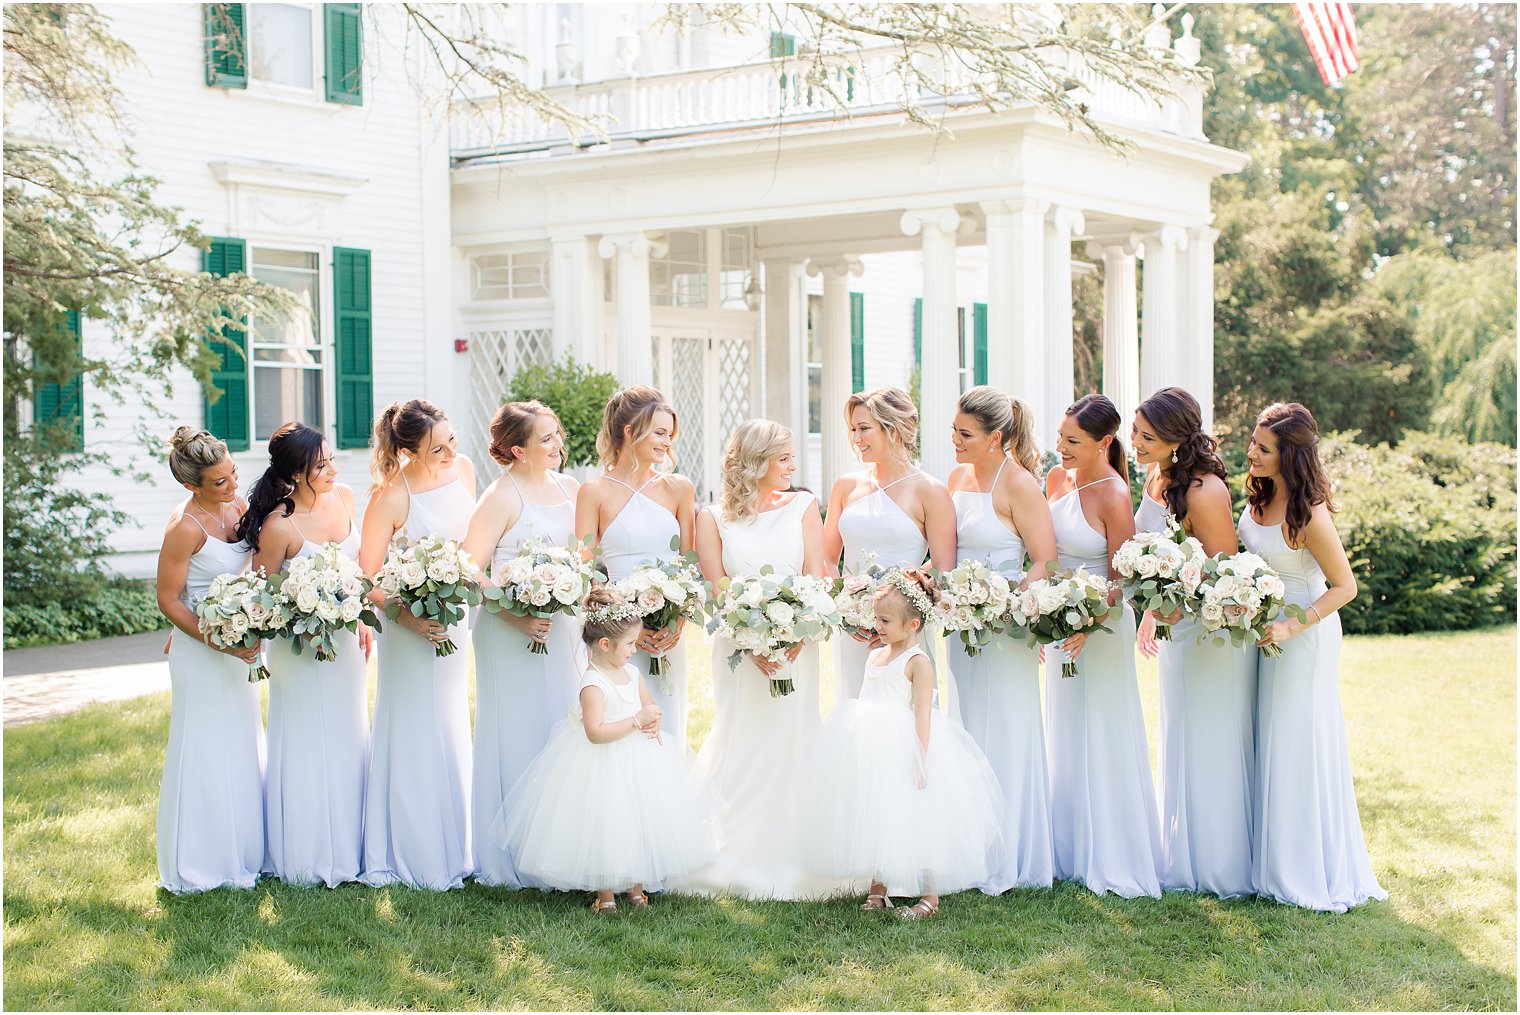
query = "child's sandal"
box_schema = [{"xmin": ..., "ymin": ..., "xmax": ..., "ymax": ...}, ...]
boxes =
[
  {"xmin": 625, "ymin": 891, "xmax": 650, "ymax": 909},
  {"xmin": 590, "ymin": 897, "xmax": 618, "ymax": 915},
  {"xmin": 895, "ymin": 898, "xmax": 939, "ymax": 921},
  {"xmin": 860, "ymin": 892, "xmax": 893, "ymax": 912}
]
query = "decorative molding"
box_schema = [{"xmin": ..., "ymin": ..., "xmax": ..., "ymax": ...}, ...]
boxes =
[
  {"xmin": 597, "ymin": 232, "xmax": 651, "ymax": 259},
  {"xmin": 208, "ymin": 159, "xmax": 367, "ymax": 196},
  {"xmin": 805, "ymin": 255, "xmax": 864, "ymax": 280},
  {"xmin": 900, "ymin": 206, "xmax": 966, "ymax": 237}
]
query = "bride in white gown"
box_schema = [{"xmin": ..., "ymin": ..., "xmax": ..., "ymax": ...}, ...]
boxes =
[{"xmin": 677, "ymin": 420, "xmax": 854, "ymax": 900}]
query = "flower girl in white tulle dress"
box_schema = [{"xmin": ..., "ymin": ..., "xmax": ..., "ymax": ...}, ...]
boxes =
[
  {"xmin": 492, "ymin": 587, "xmax": 714, "ymax": 913},
  {"xmin": 801, "ymin": 568, "xmax": 1006, "ymax": 920}
]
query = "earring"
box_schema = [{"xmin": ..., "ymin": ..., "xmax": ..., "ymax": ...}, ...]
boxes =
[{"xmin": 1171, "ymin": 449, "xmax": 1178, "ymax": 464}]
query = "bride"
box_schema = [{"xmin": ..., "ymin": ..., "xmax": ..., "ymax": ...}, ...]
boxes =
[{"xmin": 678, "ymin": 419, "xmax": 853, "ymax": 900}]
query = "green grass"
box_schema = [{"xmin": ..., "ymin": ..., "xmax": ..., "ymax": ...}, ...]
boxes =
[{"xmin": 5, "ymin": 627, "xmax": 1515, "ymax": 1010}]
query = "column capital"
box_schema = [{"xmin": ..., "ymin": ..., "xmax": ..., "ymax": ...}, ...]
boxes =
[
  {"xmin": 1135, "ymin": 224, "xmax": 1189, "ymax": 257},
  {"xmin": 805, "ymin": 255, "xmax": 864, "ymax": 280},
  {"xmin": 900, "ymin": 206, "xmax": 966, "ymax": 237},
  {"xmin": 1046, "ymin": 205, "xmax": 1086, "ymax": 237},
  {"xmin": 1187, "ymin": 224, "xmax": 1221, "ymax": 246},
  {"xmin": 979, "ymin": 197, "xmax": 1051, "ymax": 219},
  {"xmin": 597, "ymin": 232, "xmax": 654, "ymax": 260},
  {"xmin": 1086, "ymin": 231, "xmax": 1141, "ymax": 260}
]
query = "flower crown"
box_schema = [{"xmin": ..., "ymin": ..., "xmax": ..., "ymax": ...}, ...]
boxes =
[
  {"xmin": 586, "ymin": 598, "xmax": 641, "ymax": 625},
  {"xmin": 883, "ymin": 568, "xmax": 936, "ymax": 621}
]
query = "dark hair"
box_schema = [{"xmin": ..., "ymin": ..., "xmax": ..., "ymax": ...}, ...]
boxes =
[
  {"xmin": 1246, "ymin": 402, "xmax": 1334, "ymax": 544},
  {"xmin": 370, "ymin": 398, "xmax": 447, "ymax": 490},
  {"xmin": 489, "ymin": 400, "xmax": 560, "ymax": 468},
  {"xmin": 1135, "ymin": 387, "xmax": 1227, "ymax": 524},
  {"xmin": 1066, "ymin": 394, "xmax": 1126, "ymax": 476},
  {"xmin": 235, "ymin": 421, "xmax": 327, "ymax": 553},
  {"xmin": 581, "ymin": 585, "xmax": 642, "ymax": 645}
]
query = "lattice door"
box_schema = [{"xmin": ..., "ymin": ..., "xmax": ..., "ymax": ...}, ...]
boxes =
[
  {"xmin": 667, "ymin": 335, "xmax": 708, "ymax": 499},
  {"xmin": 468, "ymin": 326, "xmax": 551, "ymax": 466}
]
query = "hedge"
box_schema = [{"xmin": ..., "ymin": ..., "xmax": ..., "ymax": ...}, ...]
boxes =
[{"xmin": 4, "ymin": 578, "xmax": 166, "ymax": 649}]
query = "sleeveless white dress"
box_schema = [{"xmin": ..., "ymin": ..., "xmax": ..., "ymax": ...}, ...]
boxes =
[
  {"xmin": 1046, "ymin": 476, "xmax": 1163, "ymax": 899},
  {"xmin": 471, "ymin": 469, "xmax": 583, "ymax": 887},
  {"xmin": 1239, "ymin": 511, "xmax": 1386, "ymax": 912},
  {"xmin": 949, "ymin": 459, "xmax": 1053, "ymax": 892},
  {"xmin": 362, "ymin": 474, "xmax": 476, "ymax": 890},
  {"xmin": 800, "ymin": 645, "xmax": 1005, "ymax": 896},
  {"xmin": 157, "ymin": 525, "xmax": 266, "ymax": 894},
  {"xmin": 490, "ymin": 664, "xmax": 714, "ymax": 891},
  {"xmin": 1136, "ymin": 492, "xmax": 1257, "ymax": 898},
  {"xmin": 678, "ymin": 491, "xmax": 850, "ymax": 899},
  {"xmin": 599, "ymin": 474, "xmax": 688, "ymax": 748},
  {"xmin": 834, "ymin": 473, "xmax": 929, "ymax": 702},
  {"xmin": 264, "ymin": 517, "xmax": 369, "ymax": 887}
]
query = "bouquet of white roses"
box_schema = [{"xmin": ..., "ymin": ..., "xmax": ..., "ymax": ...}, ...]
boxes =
[
  {"xmin": 832, "ymin": 552, "xmax": 886, "ymax": 641},
  {"xmin": 195, "ymin": 567, "xmax": 290, "ymax": 681},
  {"xmin": 270, "ymin": 543, "xmax": 384, "ymax": 662},
  {"xmin": 935, "ymin": 559, "xmax": 1015, "ymax": 657},
  {"xmin": 375, "ymin": 534, "xmax": 481, "ymax": 657},
  {"xmin": 1014, "ymin": 567, "xmax": 1117, "ymax": 678},
  {"xmin": 1112, "ymin": 513, "xmax": 1207, "ymax": 641},
  {"xmin": 615, "ymin": 550, "xmax": 708, "ymax": 684},
  {"xmin": 708, "ymin": 567, "xmax": 839, "ymax": 697},
  {"xmin": 481, "ymin": 536, "xmax": 603, "ymax": 655},
  {"xmin": 1193, "ymin": 551, "xmax": 1304, "ymax": 658}
]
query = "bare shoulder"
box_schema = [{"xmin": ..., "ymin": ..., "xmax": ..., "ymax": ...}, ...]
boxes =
[
  {"xmin": 335, "ymin": 483, "xmax": 357, "ymax": 510},
  {"xmin": 162, "ymin": 508, "xmax": 202, "ymax": 548},
  {"xmin": 912, "ymin": 470, "xmax": 951, "ymax": 498},
  {"xmin": 905, "ymin": 650, "xmax": 935, "ymax": 681},
  {"xmin": 556, "ymin": 470, "xmax": 581, "ymax": 494},
  {"xmin": 659, "ymin": 472, "xmax": 695, "ymax": 498},
  {"xmin": 367, "ymin": 479, "xmax": 408, "ymax": 518},
  {"xmin": 1045, "ymin": 465, "xmax": 1075, "ymax": 498},
  {"xmin": 945, "ymin": 463, "xmax": 973, "ymax": 493},
  {"xmin": 454, "ymin": 453, "xmax": 477, "ymax": 482},
  {"xmin": 1186, "ymin": 472, "xmax": 1234, "ymax": 510},
  {"xmin": 1095, "ymin": 475, "xmax": 1134, "ymax": 509},
  {"xmin": 1000, "ymin": 462, "xmax": 1042, "ymax": 498}
]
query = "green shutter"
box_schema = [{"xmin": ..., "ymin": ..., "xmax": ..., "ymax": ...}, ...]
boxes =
[
  {"xmin": 973, "ymin": 302, "xmax": 988, "ymax": 387},
  {"xmin": 913, "ymin": 297, "xmax": 922, "ymax": 365},
  {"xmin": 770, "ymin": 32, "xmax": 796, "ymax": 58},
  {"xmin": 34, "ymin": 310, "xmax": 84, "ymax": 451},
  {"xmin": 324, "ymin": 3, "xmax": 363, "ymax": 105},
  {"xmin": 203, "ymin": 237, "xmax": 250, "ymax": 451},
  {"xmin": 849, "ymin": 292, "xmax": 865, "ymax": 392},
  {"xmin": 334, "ymin": 247, "xmax": 373, "ymax": 450},
  {"xmin": 203, "ymin": 3, "xmax": 247, "ymax": 88}
]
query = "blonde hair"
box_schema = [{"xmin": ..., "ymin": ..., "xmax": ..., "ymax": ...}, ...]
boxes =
[
  {"xmin": 957, "ymin": 385, "xmax": 1039, "ymax": 474},
  {"xmin": 581, "ymin": 585, "xmax": 642, "ymax": 644},
  {"xmin": 370, "ymin": 398, "xmax": 447, "ymax": 490},
  {"xmin": 719, "ymin": 419, "xmax": 792, "ymax": 523},
  {"xmin": 489, "ymin": 400, "xmax": 559, "ymax": 467},
  {"xmin": 873, "ymin": 566, "xmax": 940, "ymax": 626},
  {"xmin": 166, "ymin": 426, "xmax": 228, "ymax": 487},
  {"xmin": 845, "ymin": 386, "xmax": 918, "ymax": 464},
  {"xmin": 597, "ymin": 385, "xmax": 677, "ymax": 469}
]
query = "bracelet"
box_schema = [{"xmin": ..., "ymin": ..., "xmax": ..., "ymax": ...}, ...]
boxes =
[{"xmin": 1305, "ymin": 605, "xmax": 1321, "ymax": 626}]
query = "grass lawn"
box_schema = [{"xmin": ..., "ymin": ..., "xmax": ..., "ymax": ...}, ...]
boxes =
[{"xmin": 4, "ymin": 626, "xmax": 1515, "ymax": 1010}]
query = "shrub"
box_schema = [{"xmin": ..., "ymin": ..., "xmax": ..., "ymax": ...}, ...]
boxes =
[
  {"xmin": 504, "ymin": 354, "xmax": 620, "ymax": 469},
  {"xmin": 3, "ymin": 577, "xmax": 165, "ymax": 649}
]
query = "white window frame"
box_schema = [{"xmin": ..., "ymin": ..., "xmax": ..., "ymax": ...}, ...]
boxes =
[
  {"xmin": 246, "ymin": 3, "xmax": 323, "ymax": 100},
  {"xmin": 245, "ymin": 240, "xmax": 334, "ymax": 442}
]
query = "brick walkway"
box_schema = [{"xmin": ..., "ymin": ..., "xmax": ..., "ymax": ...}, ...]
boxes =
[{"xmin": 3, "ymin": 631, "xmax": 172, "ymax": 727}]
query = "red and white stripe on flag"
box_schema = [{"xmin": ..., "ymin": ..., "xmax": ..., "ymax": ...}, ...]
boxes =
[{"xmin": 1293, "ymin": 2, "xmax": 1359, "ymax": 85}]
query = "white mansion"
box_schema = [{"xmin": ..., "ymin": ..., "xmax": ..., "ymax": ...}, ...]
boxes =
[{"xmin": 47, "ymin": 4, "xmax": 1245, "ymax": 575}]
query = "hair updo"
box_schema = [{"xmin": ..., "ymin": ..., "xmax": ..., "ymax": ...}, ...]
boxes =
[
  {"xmin": 234, "ymin": 421, "xmax": 327, "ymax": 553},
  {"xmin": 370, "ymin": 399, "xmax": 447, "ymax": 490},
  {"xmin": 1246, "ymin": 402, "xmax": 1334, "ymax": 545},
  {"xmin": 873, "ymin": 566, "xmax": 940, "ymax": 626},
  {"xmin": 581, "ymin": 585, "xmax": 643, "ymax": 645},
  {"xmin": 1136, "ymin": 386, "xmax": 1226, "ymax": 524},
  {"xmin": 167, "ymin": 426, "xmax": 228, "ymax": 487},
  {"xmin": 957, "ymin": 385, "xmax": 1039, "ymax": 474},
  {"xmin": 719, "ymin": 419, "xmax": 792, "ymax": 523},
  {"xmin": 845, "ymin": 386, "xmax": 919, "ymax": 464},
  {"xmin": 1066, "ymin": 393, "xmax": 1127, "ymax": 476},
  {"xmin": 489, "ymin": 400, "xmax": 560, "ymax": 467},
  {"xmin": 597, "ymin": 385, "xmax": 678, "ymax": 469}
]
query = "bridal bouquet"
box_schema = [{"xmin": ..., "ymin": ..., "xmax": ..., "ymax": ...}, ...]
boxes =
[
  {"xmin": 614, "ymin": 550, "xmax": 708, "ymax": 684},
  {"xmin": 195, "ymin": 567, "xmax": 290, "ymax": 682},
  {"xmin": 935, "ymin": 559, "xmax": 1016, "ymax": 657},
  {"xmin": 1112, "ymin": 514, "xmax": 1206, "ymax": 641},
  {"xmin": 482, "ymin": 536, "xmax": 602, "ymax": 654},
  {"xmin": 708, "ymin": 568, "xmax": 839, "ymax": 698},
  {"xmin": 375, "ymin": 534, "xmax": 481, "ymax": 657},
  {"xmin": 269, "ymin": 543, "xmax": 383, "ymax": 662},
  {"xmin": 1193, "ymin": 551, "xmax": 1303, "ymax": 658},
  {"xmin": 833, "ymin": 552, "xmax": 886, "ymax": 641},
  {"xmin": 1014, "ymin": 567, "xmax": 1117, "ymax": 678}
]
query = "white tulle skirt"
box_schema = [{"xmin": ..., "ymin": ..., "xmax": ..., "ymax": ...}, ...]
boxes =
[
  {"xmin": 799, "ymin": 698, "xmax": 1006, "ymax": 897},
  {"xmin": 490, "ymin": 718, "xmax": 715, "ymax": 892}
]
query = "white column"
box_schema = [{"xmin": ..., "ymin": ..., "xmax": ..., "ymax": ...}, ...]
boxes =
[
  {"xmin": 760, "ymin": 258, "xmax": 802, "ymax": 435},
  {"xmin": 981, "ymin": 199, "xmax": 1048, "ymax": 443},
  {"xmin": 597, "ymin": 232, "xmax": 654, "ymax": 387},
  {"xmin": 550, "ymin": 235, "xmax": 601, "ymax": 366},
  {"xmin": 1182, "ymin": 225, "xmax": 1220, "ymax": 431},
  {"xmin": 1138, "ymin": 224, "xmax": 1188, "ymax": 405},
  {"xmin": 1089, "ymin": 236, "xmax": 1141, "ymax": 436},
  {"xmin": 806, "ymin": 256, "xmax": 863, "ymax": 496},
  {"xmin": 901, "ymin": 207, "xmax": 962, "ymax": 480},
  {"xmin": 1044, "ymin": 206, "xmax": 1085, "ymax": 433}
]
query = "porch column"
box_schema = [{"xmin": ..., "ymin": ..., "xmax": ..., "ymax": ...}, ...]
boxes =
[
  {"xmin": 550, "ymin": 235, "xmax": 602, "ymax": 365},
  {"xmin": 901, "ymin": 207, "xmax": 962, "ymax": 480},
  {"xmin": 597, "ymin": 232, "xmax": 654, "ymax": 387},
  {"xmin": 1089, "ymin": 236, "xmax": 1141, "ymax": 438},
  {"xmin": 760, "ymin": 257, "xmax": 804, "ymax": 444},
  {"xmin": 1138, "ymin": 225, "xmax": 1187, "ymax": 406},
  {"xmin": 806, "ymin": 256, "xmax": 863, "ymax": 496},
  {"xmin": 1044, "ymin": 206, "xmax": 1085, "ymax": 432},
  {"xmin": 1182, "ymin": 225, "xmax": 1220, "ymax": 430},
  {"xmin": 981, "ymin": 198, "xmax": 1048, "ymax": 445}
]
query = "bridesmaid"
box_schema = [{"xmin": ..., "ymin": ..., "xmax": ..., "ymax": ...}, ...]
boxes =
[
  {"xmin": 945, "ymin": 386, "xmax": 1058, "ymax": 892},
  {"xmin": 1240, "ymin": 402, "xmax": 1386, "ymax": 912},
  {"xmin": 823, "ymin": 386, "xmax": 956, "ymax": 702},
  {"xmin": 153, "ymin": 426, "xmax": 265, "ymax": 893},
  {"xmin": 1044, "ymin": 394, "xmax": 1163, "ymax": 899},
  {"xmin": 462, "ymin": 400, "xmax": 580, "ymax": 887},
  {"xmin": 242, "ymin": 422, "xmax": 372, "ymax": 888},
  {"xmin": 358, "ymin": 399, "xmax": 477, "ymax": 890},
  {"xmin": 575, "ymin": 386, "xmax": 696, "ymax": 746}
]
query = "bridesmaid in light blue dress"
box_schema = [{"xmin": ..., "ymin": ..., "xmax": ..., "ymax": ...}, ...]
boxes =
[
  {"xmin": 154, "ymin": 426, "xmax": 265, "ymax": 894},
  {"xmin": 823, "ymin": 387, "xmax": 955, "ymax": 703},
  {"xmin": 244, "ymin": 422, "xmax": 372, "ymax": 887},
  {"xmin": 1044, "ymin": 395, "xmax": 1163, "ymax": 900},
  {"xmin": 945, "ymin": 387, "xmax": 1058, "ymax": 892},
  {"xmin": 1240, "ymin": 402, "xmax": 1385, "ymax": 912},
  {"xmin": 359, "ymin": 400, "xmax": 477, "ymax": 891},
  {"xmin": 463, "ymin": 400, "xmax": 581, "ymax": 887},
  {"xmin": 575, "ymin": 386, "xmax": 696, "ymax": 748},
  {"xmin": 1131, "ymin": 387, "xmax": 1257, "ymax": 898}
]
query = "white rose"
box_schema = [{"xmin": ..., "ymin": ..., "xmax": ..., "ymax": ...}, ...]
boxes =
[
  {"xmin": 1135, "ymin": 554, "xmax": 1160, "ymax": 578},
  {"xmin": 637, "ymin": 588, "xmax": 665, "ymax": 613},
  {"xmin": 245, "ymin": 598, "xmax": 270, "ymax": 625},
  {"xmin": 528, "ymin": 588, "xmax": 553, "ymax": 607},
  {"xmin": 551, "ymin": 577, "xmax": 581, "ymax": 605},
  {"xmin": 316, "ymin": 599, "xmax": 342, "ymax": 624},
  {"xmin": 341, "ymin": 598, "xmax": 364, "ymax": 623},
  {"xmin": 740, "ymin": 583, "xmax": 766, "ymax": 608},
  {"xmin": 377, "ymin": 571, "xmax": 402, "ymax": 597},
  {"xmin": 660, "ymin": 581, "xmax": 686, "ymax": 605},
  {"xmin": 1179, "ymin": 559, "xmax": 1204, "ymax": 596},
  {"xmin": 1036, "ymin": 585, "xmax": 1067, "ymax": 614},
  {"xmin": 226, "ymin": 612, "xmax": 250, "ymax": 636},
  {"xmin": 766, "ymin": 602, "xmax": 795, "ymax": 627},
  {"xmin": 1199, "ymin": 600, "xmax": 1225, "ymax": 628},
  {"xmin": 400, "ymin": 560, "xmax": 426, "ymax": 588}
]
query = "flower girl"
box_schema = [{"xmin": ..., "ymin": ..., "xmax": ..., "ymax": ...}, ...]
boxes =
[
  {"xmin": 491, "ymin": 586, "xmax": 713, "ymax": 913},
  {"xmin": 800, "ymin": 568, "xmax": 1005, "ymax": 920}
]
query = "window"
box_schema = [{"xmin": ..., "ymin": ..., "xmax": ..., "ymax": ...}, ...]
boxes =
[
  {"xmin": 472, "ymin": 252, "xmax": 550, "ymax": 300},
  {"xmin": 249, "ymin": 247, "xmax": 322, "ymax": 441},
  {"xmin": 248, "ymin": 3, "xmax": 315, "ymax": 90},
  {"xmin": 956, "ymin": 306, "xmax": 972, "ymax": 394},
  {"xmin": 718, "ymin": 227, "xmax": 754, "ymax": 310},
  {"xmin": 806, "ymin": 294, "xmax": 823, "ymax": 435},
  {"xmin": 650, "ymin": 230, "xmax": 707, "ymax": 308}
]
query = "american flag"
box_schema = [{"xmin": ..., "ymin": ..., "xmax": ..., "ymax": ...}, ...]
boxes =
[{"xmin": 1293, "ymin": 3, "xmax": 1360, "ymax": 86}]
